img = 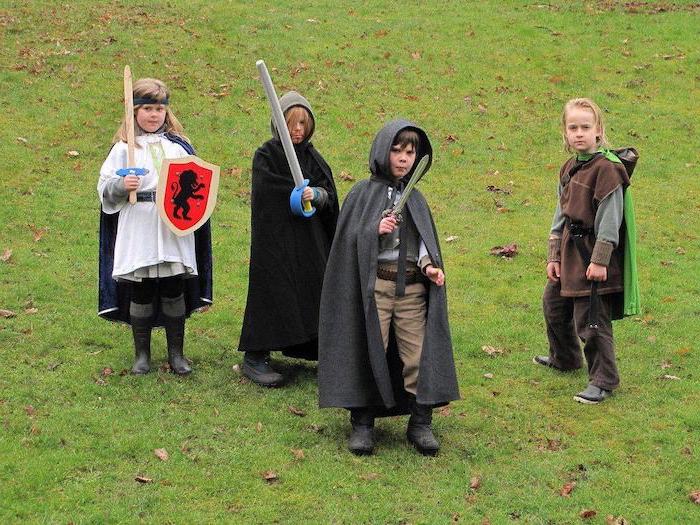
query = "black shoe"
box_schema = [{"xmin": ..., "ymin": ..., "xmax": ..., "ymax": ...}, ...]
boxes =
[
  {"xmin": 573, "ymin": 384, "xmax": 612, "ymax": 404},
  {"xmin": 348, "ymin": 408, "xmax": 374, "ymax": 455},
  {"xmin": 242, "ymin": 352, "xmax": 283, "ymax": 387},
  {"xmin": 407, "ymin": 398, "xmax": 439, "ymax": 456}
]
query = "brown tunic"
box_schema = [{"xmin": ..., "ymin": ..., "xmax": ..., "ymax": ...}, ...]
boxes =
[{"xmin": 559, "ymin": 155, "xmax": 630, "ymax": 297}]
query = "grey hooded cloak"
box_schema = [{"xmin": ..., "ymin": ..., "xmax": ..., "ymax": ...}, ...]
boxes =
[{"xmin": 318, "ymin": 120, "xmax": 459, "ymax": 415}]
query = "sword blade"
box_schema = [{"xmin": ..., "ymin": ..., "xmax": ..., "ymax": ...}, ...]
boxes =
[
  {"xmin": 256, "ymin": 60, "xmax": 304, "ymax": 188},
  {"xmin": 123, "ymin": 65, "xmax": 137, "ymax": 204},
  {"xmin": 392, "ymin": 155, "xmax": 430, "ymax": 216}
]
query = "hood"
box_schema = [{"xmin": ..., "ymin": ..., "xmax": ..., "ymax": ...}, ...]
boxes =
[
  {"xmin": 368, "ymin": 119, "xmax": 433, "ymax": 183},
  {"xmin": 271, "ymin": 91, "xmax": 316, "ymax": 143}
]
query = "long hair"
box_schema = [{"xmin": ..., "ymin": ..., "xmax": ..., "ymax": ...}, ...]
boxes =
[
  {"xmin": 561, "ymin": 97, "xmax": 608, "ymax": 153},
  {"xmin": 112, "ymin": 78, "xmax": 189, "ymax": 145}
]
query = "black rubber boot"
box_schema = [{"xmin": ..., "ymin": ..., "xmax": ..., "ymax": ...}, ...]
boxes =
[
  {"xmin": 162, "ymin": 295, "xmax": 191, "ymax": 375},
  {"xmin": 348, "ymin": 408, "xmax": 375, "ymax": 455},
  {"xmin": 242, "ymin": 351, "xmax": 283, "ymax": 387},
  {"xmin": 130, "ymin": 302, "xmax": 152, "ymax": 375},
  {"xmin": 407, "ymin": 398, "xmax": 439, "ymax": 456}
]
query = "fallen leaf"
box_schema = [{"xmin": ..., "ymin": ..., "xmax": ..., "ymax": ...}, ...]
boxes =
[
  {"xmin": 154, "ymin": 448, "xmax": 169, "ymax": 461},
  {"xmin": 445, "ymin": 235, "xmax": 459, "ymax": 243},
  {"xmin": 306, "ymin": 424, "xmax": 324, "ymax": 433},
  {"xmin": 411, "ymin": 51, "xmax": 421, "ymax": 60},
  {"xmin": 605, "ymin": 516, "xmax": 630, "ymax": 525},
  {"xmin": 549, "ymin": 75, "xmax": 564, "ymax": 84},
  {"xmin": 262, "ymin": 470, "xmax": 279, "ymax": 483},
  {"xmin": 30, "ymin": 424, "xmax": 41, "ymax": 435},
  {"xmin": 660, "ymin": 361, "xmax": 672, "ymax": 369},
  {"xmin": 1, "ymin": 249, "xmax": 12, "ymax": 262},
  {"xmin": 477, "ymin": 103, "xmax": 488, "ymax": 114},
  {"xmin": 482, "ymin": 345, "xmax": 504, "ymax": 356},
  {"xmin": 438, "ymin": 406, "xmax": 451, "ymax": 416},
  {"xmin": 677, "ymin": 347, "xmax": 691, "ymax": 356},
  {"xmin": 690, "ymin": 490, "xmax": 700, "ymax": 504},
  {"xmin": 681, "ymin": 446, "xmax": 692, "ymax": 456},
  {"xmin": 25, "ymin": 405, "xmax": 36, "ymax": 416},
  {"xmin": 25, "ymin": 307, "xmax": 38, "ymax": 315},
  {"xmin": 489, "ymin": 244, "xmax": 518, "ymax": 258},
  {"xmin": 135, "ymin": 475, "xmax": 153, "ymax": 484},
  {"xmin": 225, "ymin": 167, "xmax": 243, "ymax": 177},
  {"xmin": 291, "ymin": 448, "xmax": 305, "ymax": 460},
  {"xmin": 676, "ymin": 247, "xmax": 686, "ymax": 255},
  {"xmin": 28, "ymin": 224, "xmax": 47, "ymax": 242},
  {"xmin": 67, "ymin": 150, "xmax": 80, "ymax": 157},
  {"xmin": 47, "ymin": 362, "xmax": 61, "ymax": 371},
  {"xmin": 288, "ymin": 406, "xmax": 306, "ymax": 417},
  {"xmin": 101, "ymin": 367, "xmax": 113, "ymax": 377},
  {"xmin": 661, "ymin": 374, "xmax": 680, "ymax": 380},
  {"xmin": 483, "ymin": 373, "xmax": 494, "ymax": 379},
  {"xmin": 470, "ymin": 476, "xmax": 481, "ymax": 490},
  {"xmin": 580, "ymin": 509, "xmax": 597, "ymax": 519},
  {"xmin": 256, "ymin": 421, "xmax": 263, "ymax": 432},
  {"xmin": 359, "ymin": 472, "xmax": 379, "ymax": 480},
  {"xmin": 486, "ymin": 185, "xmax": 512, "ymax": 194},
  {"xmin": 17, "ymin": 137, "xmax": 29, "ymax": 144},
  {"xmin": 0, "ymin": 309, "xmax": 16, "ymax": 318},
  {"xmin": 560, "ymin": 481, "xmax": 576, "ymax": 496},
  {"xmin": 340, "ymin": 171, "xmax": 354, "ymax": 181},
  {"xmin": 232, "ymin": 364, "xmax": 240, "ymax": 373}
]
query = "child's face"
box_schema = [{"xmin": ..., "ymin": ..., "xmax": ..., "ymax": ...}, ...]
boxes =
[
  {"xmin": 389, "ymin": 143, "xmax": 416, "ymax": 179},
  {"xmin": 564, "ymin": 107, "xmax": 600, "ymax": 155},
  {"xmin": 287, "ymin": 110, "xmax": 309, "ymax": 144},
  {"xmin": 135, "ymin": 104, "xmax": 167, "ymax": 133}
]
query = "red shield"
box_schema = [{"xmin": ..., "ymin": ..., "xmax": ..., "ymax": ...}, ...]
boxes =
[{"xmin": 157, "ymin": 155, "xmax": 220, "ymax": 236}]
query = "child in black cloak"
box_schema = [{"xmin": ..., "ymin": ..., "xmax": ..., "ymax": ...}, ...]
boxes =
[
  {"xmin": 238, "ymin": 91, "xmax": 339, "ymax": 387},
  {"xmin": 318, "ymin": 120, "xmax": 459, "ymax": 455}
]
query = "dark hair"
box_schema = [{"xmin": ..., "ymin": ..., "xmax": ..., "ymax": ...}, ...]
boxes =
[{"xmin": 393, "ymin": 129, "xmax": 420, "ymax": 150}]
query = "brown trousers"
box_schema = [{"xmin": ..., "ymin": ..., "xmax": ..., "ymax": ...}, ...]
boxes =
[
  {"xmin": 374, "ymin": 278, "xmax": 427, "ymax": 395},
  {"xmin": 543, "ymin": 281, "xmax": 620, "ymax": 391}
]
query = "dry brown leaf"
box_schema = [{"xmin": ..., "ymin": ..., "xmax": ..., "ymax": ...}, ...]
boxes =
[
  {"xmin": 489, "ymin": 244, "xmax": 518, "ymax": 258},
  {"xmin": 469, "ymin": 476, "xmax": 481, "ymax": 490},
  {"xmin": 154, "ymin": 448, "xmax": 169, "ymax": 461},
  {"xmin": 606, "ymin": 516, "xmax": 630, "ymax": 525},
  {"xmin": 255, "ymin": 421, "xmax": 263, "ymax": 432},
  {"xmin": 438, "ymin": 405, "xmax": 451, "ymax": 416},
  {"xmin": 689, "ymin": 490, "xmax": 700, "ymax": 504},
  {"xmin": 477, "ymin": 103, "xmax": 488, "ymax": 113},
  {"xmin": 17, "ymin": 137, "xmax": 29, "ymax": 144},
  {"xmin": 135, "ymin": 475, "xmax": 153, "ymax": 483},
  {"xmin": 661, "ymin": 374, "xmax": 681, "ymax": 380},
  {"xmin": 1, "ymin": 249, "xmax": 11, "ymax": 262},
  {"xmin": 28, "ymin": 224, "xmax": 47, "ymax": 242},
  {"xmin": 340, "ymin": 171, "xmax": 354, "ymax": 181},
  {"xmin": 291, "ymin": 448, "xmax": 305, "ymax": 460},
  {"xmin": 262, "ymin": 470, "xmax": 279, "ymax": 483},
  {"xmin": 25, "ymin": 307, "xmax": 38, "ymax": 315},
  {"xmin": 67, "ymin": 150, "xmax": 80, "ymax": 157},
  {"xmin": 25, "ymin": 405, "xmax": 36, "ymax": 416},
  {"xmin": 445, "ymin": 235, "xmax": 459, "ymax": 243},
  {"xmin": 580, "ymin": 509, "xmax": 597, "ymax": 519},
  {"xmin": 0, "ymin": 309, "xmax": 16, "ymax": 318},
  {"xmin": 288, "ymin": 406, "xmax": 306, "ymax": 417},
  {"xmin": 101, "ymin": 367, "xmax": 113, "ymax": 377},
  {"xmin": 225, "ymin": 167, "xmax": 243, "ymax": 178},
  {"xmin": 483, "ymin": 373, "xmax": 494, "ymax": 379},
  {"xmin": 411, "ymin": 51, "xmax": 421, "ymax": 60},
  {"xmin": 482, "ymin": 345, "xmax": 504, "ymax": 356},
  {"xmin": 560, "ymin": 481, "xmax": 576, "ymax": 496},
  {"xmin": 232, "ymin": 364, "xmax": 240, "ymax": 373}
]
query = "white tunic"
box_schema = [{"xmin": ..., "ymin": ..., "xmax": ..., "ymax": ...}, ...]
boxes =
[{"xmin": 97, "ymin": 134, "xmax": 198, "ymax": 281}]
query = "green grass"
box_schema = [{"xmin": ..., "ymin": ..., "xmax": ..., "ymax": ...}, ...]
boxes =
[{"xmin": 1, "ymin": 0, "xmax": 699, "ymax": 523}]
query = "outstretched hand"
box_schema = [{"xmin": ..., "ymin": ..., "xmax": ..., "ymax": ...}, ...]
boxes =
[{"xmin": 425, "ymin": 265, "xmax": 445, "ymax": 286}]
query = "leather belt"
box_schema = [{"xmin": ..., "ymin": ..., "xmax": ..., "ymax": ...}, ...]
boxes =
[{"xmin": 136, "ymin": 191, "xmax": 156, "ymax": 202}]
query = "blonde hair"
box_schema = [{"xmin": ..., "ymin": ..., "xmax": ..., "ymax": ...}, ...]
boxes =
[
  {"xmin": 112, "ymin": 77, "xmax": 189, "ymax": 145},
  {"xmin": 561, "ymin": 98, "xmax": 608, "ymax": 152},
  {"xmin": 285, "ymin": 106, "xmax": 313, "ymax": 141}
]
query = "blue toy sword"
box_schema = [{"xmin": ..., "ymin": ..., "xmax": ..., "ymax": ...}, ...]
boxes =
[{"xmin": 256, "ymin": 60, "xmax": 315, "ymax": 218}]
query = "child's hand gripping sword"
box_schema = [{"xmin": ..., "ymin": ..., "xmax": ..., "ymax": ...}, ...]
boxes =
[
  {"xmin": 256, "ymin": 60, "xmax": 315, "ymax": 218},
  {"xmin": 116, "ymin": 65, "xmax": 148, "ymax": 204},
  {"xmin": 380, "ymin": 155, "xmax": 430, "ymax": 250}
]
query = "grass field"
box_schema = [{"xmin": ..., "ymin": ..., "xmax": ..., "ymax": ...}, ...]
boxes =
[{"xmin": 1, "ymin": 1, "xmax": 699, "ymax": 523}]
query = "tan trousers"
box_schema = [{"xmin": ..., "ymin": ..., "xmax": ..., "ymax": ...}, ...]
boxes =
[{"xmin": 374, "ymin": 278, "xmax": 427, "ymax": 395}]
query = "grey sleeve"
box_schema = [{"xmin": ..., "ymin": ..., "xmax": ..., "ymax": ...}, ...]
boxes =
[
  {"xmin": 310, "ymin": 186, "xmax": 329, "ymax": 210},
  {"xmin": 594, "ymin": 186, "xmax": 624, "ymax": 247},
  {"xmin": 549, "ymin": 182, "xmax": 565, "ymax": 236},
  {"xmin": 102, "ymin": 177, "xmax": 128, "ymax": 205}
]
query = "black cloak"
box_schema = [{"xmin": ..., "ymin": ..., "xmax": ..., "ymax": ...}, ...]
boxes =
[
  {"xmin": 97, "ymin": 133, "xmax": 213, "ymax": 327},
  {"xmin": 318, "ymin": 119, "xmax": 460, "ymax": 414},
  {"xmin": 238, "ymin": 92, "xmax": 339, "ymax": 359}
]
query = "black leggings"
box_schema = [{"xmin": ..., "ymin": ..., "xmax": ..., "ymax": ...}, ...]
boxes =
[{"xmin": 131, "ymin": 277, "xmax": 184, "ymax": 305}]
